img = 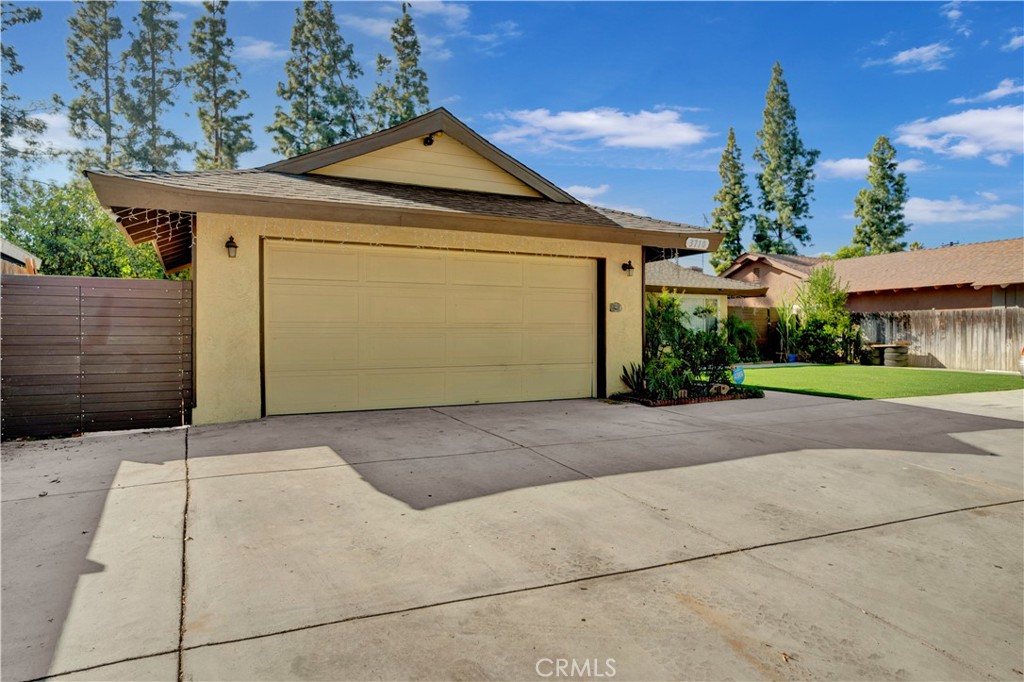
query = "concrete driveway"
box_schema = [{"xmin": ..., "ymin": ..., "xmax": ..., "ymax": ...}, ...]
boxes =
[{"xmin": 2, "ymin": 390, "xmax": 1022, "ymax": 681}]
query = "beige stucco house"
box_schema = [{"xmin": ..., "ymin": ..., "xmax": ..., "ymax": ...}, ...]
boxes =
[{"xmin": 87, "ymin": 109, "xmax": 720, "ymax": 425}]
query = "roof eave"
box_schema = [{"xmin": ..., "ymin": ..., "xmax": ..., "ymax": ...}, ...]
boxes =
[{"xmin": 86, "ymin": 171, "xmax": 722, "ymax": 253}]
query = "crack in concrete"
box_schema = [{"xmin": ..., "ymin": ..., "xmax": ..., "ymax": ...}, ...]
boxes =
[
  {"xmin": 175, "ymin": 498, "xmax": 1023, "ymax": 657},
  {"xmin": 177, "ymin": 428, "xmax": 191, "ymax": 682}
]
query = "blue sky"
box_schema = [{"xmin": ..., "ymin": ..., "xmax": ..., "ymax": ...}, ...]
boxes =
[{"xmin": 6, "ymin": 1, "xmax": 1023, "ymax": 261}]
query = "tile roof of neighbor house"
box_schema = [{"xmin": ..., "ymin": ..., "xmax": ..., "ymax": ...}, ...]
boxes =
[
  {"xmin": 831, "ymin": 238, "xmax": 1024, "ymax": 292},
  {"xmin": 645, "ymin": 260, "xmax": 769, "ymax": 296}
]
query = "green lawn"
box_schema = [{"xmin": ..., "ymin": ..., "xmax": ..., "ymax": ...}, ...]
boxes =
[{"xmin": 742, "ymin": 364, "xmax": 1023, "ymax": 400}]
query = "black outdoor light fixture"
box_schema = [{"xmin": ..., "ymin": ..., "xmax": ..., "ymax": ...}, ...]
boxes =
[
  {"xmin": 622, "ymin": 260, "xmax": 635, "ymax": 276},
  {"xmin": 225, "ymin": 235, "xmax": 238, "ymax": 258},
  {"xmin": 423, "ymin": 133, "xmax": 435, "ymax": 146}
]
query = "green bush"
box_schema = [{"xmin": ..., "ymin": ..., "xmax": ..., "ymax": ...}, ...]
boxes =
[
  {"xmin": 725, "ymin": 314, "xmax": 759, "ymax": 362},
  {"xmin": 621, "ymin": 293, "xmax": 739, "ymax": 400}
]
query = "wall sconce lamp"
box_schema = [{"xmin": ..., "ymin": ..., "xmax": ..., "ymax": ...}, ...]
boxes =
[
  {"xmin": 622, "ymin": 260, "xmax": 635, "ymax": 277},
  {"xmin": 423, "ymin": 134, "xmax": 435, "ymax": 146},
  {"xmin": 225, "ymin": 236, "xmax": 238, "ymax": 258}
]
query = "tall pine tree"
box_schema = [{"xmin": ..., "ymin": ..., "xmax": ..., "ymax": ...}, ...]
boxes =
[
  {"xmin": 1, "ymin": 2, "xmax": 46, "ymax": 194},
  {"xmin": 116, "ymin": 0, "xmax": 189, "ymax": 170},
  {"xmin": 66, "ymin": 0, "xmax": 122, "ymax": 170},
  {"xmin": 851, "ymin": 135, "xmax": 909, "ymax": 255},
  {"xmin": 268, "ymin": 0, "xmax": 362, "ymax": 157},
  {"xmin": 752, "ymin": 62, "xmax": 820, "ymax": 255},
  {"xmin": 708, "ymin": 128, "xmax": 752, "ymax": 274},
  {"xmin": 185, "ymin": 0, "xmax": 253, "ymax": 169},
  {"xmin": 366, "ymin": 3, "xmax": 429, "ymax": 133}
]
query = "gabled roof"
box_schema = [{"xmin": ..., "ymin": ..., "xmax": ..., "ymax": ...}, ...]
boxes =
[
  {"xmin": 832, "ymin": 238, "xmax": 1024, "ymax": 293},
  {"xmin": 86, "ymin": 109, "xmax": 722, "ymax": 273},
  {"xmin": 645, "ymin": 261, "xmax": 768, "ymax": 297},
  {"xmin": 720, "ymin": 252, "xmax": 825, "ymax": 278},
  {"xmin": 261, "ymin": 108, "xmax": 576, "ymax": 203}
]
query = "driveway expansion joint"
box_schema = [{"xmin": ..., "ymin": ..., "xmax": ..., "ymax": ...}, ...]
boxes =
[
  {"xmin": 177, "ymin": 428, "xmax": 192, "ymax": 682},
  {"xmin": 175, "ymin": 498, "xmax": 1023, "ymax": 657}
]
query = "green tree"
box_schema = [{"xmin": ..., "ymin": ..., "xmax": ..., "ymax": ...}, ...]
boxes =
[
  {"xmin": 66, "ymin": 0, "xmax": 123, "ymax": 170},
  {"xmin": 708, "ymin": 127, "xmax": 751, "ymax": 274},
  {"xmin": 793, "ymin": 263, "xmax": 857, "ymax": 363},
  {"xmin": 909, "ymin": 240, "xmax": 924, "ymax": 251},
  {"xmin": 1, "ymin": 2, "xmax": 46, "ymax": 196},
  {"xmin": 752, "ymin": 62, "xmax": 820, "ymax": 255},
  {"xmin": 1, "ymin": 180, "xmax": 173, "ymax": 278},
  {"xmin": 268, "ymin": 0, "xmax": 363, "ymax": 156},
  {"xmin": 832, "ymin": 243, "xmax": 867, "ymax": 259},
  {"xmin": 116, "ymin": 0, "xmax": 189, "ymax": 170},
  {"xmin": 366, "ymin": 3, "xmax": 429, "ymax": 132},
  {"xmin": 851, "ymin": 135, "xmax": 909, "ymax": 255},
  {"xmin": 184, "ymin": 0, "xmax": 254, "ymax": 169}
]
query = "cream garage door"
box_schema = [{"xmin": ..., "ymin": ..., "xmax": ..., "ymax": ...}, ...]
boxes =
[{"xmin": 263, "ymin": 240, "xmax": 597, "ymax": 415}]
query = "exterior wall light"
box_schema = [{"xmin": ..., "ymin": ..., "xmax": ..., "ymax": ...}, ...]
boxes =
[
  {"xmin": 225, "ymin": 236, "xmax": 238, "ymax": 258},
  {"xmin": 622, "ymin": 260, "xmax": 635, "ymax": 276},
  {"xmin": 423, "ymin": 134, "xmax": 435, "ymax": 146}
]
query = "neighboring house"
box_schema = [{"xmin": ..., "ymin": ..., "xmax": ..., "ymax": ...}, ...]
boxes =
[
  {"xmin": 720, "ymin": 253, "xmax": 823, "ymax": 309},
  {"xmin": 0, "ymin": 237, "xmax": 40, "ymax": 275},
  {"xmin": 723, "ymin": 239, "xmax": 1024, "ymax": 312},
  {"xmin": 86, "ymin": 108, "xmax": 721, "ymax": 425},
  {"xmin": 645, "ymin": 260, "xmax": 767, "ymax": 330}
]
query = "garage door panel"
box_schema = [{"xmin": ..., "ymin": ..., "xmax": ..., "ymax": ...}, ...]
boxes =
[
  {"xmin": 523, "ymin": 332, "xmax": 594, "ymax": 364},
  {"xmin": 446, "ymin": 368, "xmax": 524, "ymax": 403},
  {"xmin": 266, "ymin": 331, "xmax": 359, "ymax": 371},
  {"xmin": 359, "ymin": 333, "xmax": 446, "ymax": 369},
  {"xmin": 522, "ymin": 366, "xmax": 592, "ymax": 400},
  {"xmin": 267, "ymin": 243, "xmax": 358, "ymax": 283},
  {"xmin": 526, "ymin": 293, "xmax": 595, "ymax": 325},
  {"xmin": 448, "ymin": 294, "xmax": 524, "ymax": 325},
  {"xmin": 268, "ymin": 285, "xmax": 359, "ymax": 324},
  {"xmin": 266, "ymin": 372, "xmax": 360, "ymax": 414},
  {"xmin": 364, "ymin": 291, "xmax": 447, "ymax": 324},
  {"xmin": 364, "ymin": 251, "xmax": 446, "ymax": 285},
  {"xmin": 448, "ymin": 333, "xmax": 523, "ymax": 366},
  {"xmin": 361, "ymin": 371, "xmax": 445, "ymax": 407},
  {"xmin": 527, "ymin": 261, "xmax": 594, "ymax": 290},
  {"xmin": 450, "ymin": 255, "xmax": 524, "ymax": 287},
  {"xmin": 263, "ymin": 241, "xmax": 596, "ymax": 414}
]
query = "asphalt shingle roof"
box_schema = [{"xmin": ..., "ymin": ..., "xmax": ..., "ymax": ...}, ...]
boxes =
[
  {"xmin": 831, "ymin": 238, "xmax": 1024, "ymax": 292},
  {"xmin": 90, "ymin": 168, "xmax": 712, "ymax": 236},
  {"xmin": 645, "ymin": 260, "xmax": 768, "ymax": 295}
]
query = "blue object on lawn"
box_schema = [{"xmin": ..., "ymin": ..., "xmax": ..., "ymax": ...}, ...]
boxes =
[{"xmin": 732, "ymin": 366, "xmax": 745, "ymax": 384}]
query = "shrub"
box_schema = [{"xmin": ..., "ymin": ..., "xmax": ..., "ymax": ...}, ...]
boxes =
[{"xmin": 725, "ymin": 314, "xmax": 759, "ymax": 362}]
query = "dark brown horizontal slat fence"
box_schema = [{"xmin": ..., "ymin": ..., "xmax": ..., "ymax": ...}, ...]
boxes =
[{"xmin": 1, "ymin": 275, "xmax": 192, "ymax": 438}]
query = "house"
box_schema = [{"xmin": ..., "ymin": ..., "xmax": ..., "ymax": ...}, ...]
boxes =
[
  {"xmin": 644, "ymin": 260, "xmax": 766, "ymax": 330},
  {"xmin": 723, "ymin": 239, "xmax": 1024, "ymax": 312},
  {"xmin": 86, "ymin": 108, "xmax": 721, "ymax": 425},
  {"xmin": 0, "ymin": 237, "xmax": 40, "ymax": 275},
  {"xmin": 720, "ymin": 253, "xmax": 823, "ymax": 309}
]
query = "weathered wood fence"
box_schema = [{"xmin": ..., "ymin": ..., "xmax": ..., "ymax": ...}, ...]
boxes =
[
  {"xmin": 854, "ymin": 308, "xmax": 1023, "ymax": 373},
  {"xmin": 1, "ymin": 275, "xmax": 192, "ymax": 438}
]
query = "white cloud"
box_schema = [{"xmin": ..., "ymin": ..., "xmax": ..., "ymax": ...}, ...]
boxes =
[
  {"xmin": 9, "ymin": 112, "xmax": 84, "ymax": 154},
  {"xmin": 167, "ymin": 10, "xmax": 187, "ymax": 21},
  {"xmin": 977, "ymin": 191, "xmax": 999, "ymax": 201},
  {"xmin": 896, "ymin": 105, "xmax": 1024, "ymax": 164},
  {"xmin": 410, "ymin": 1, "xmax": 471, "ymax": 31},
  {"xmin": 597, "ymin": 203, "xmax": 650, "ymax": 217},
  {"xmin": 818, "ymin": 158, "xmax": 869, "ymax": 179},
  {"xmin": 864, "ymin": 43, "xmax": 953, "ymax": 73},
  {"xmin": 491, "ymin": 107, "xmax": 712, "ymax": 151},
  {"xmin": 337, "ymin": 15, "xmax": 393, "ymax": 40},
  {"xmin": 235, "ymin": 37, "xmax": 289, "ymax": 61},
  {"xmin": 818, "ymin": 156, "xmax": 930, "ymax": 179},
  {"xmin": 1003, "ymin": 32, "xmax": 1024, "ymax": 51},
  {"xmin": 940, "ymin": 1, "xmax": 971, "ymax": 37},
  {"xmin": 950, "ymin": 78, "xmax": 1024, "ymax": 104},
  {"xmin": 905, "ymin": 196, "xmax": 1021, "ymax": 224},
  {"xmin": 564, "ymin": 184, "xmax": 610, "ymax": 202},
  {"xmin": 898, "ymin": 158, "xmax": 931, "ymax": 173}
]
